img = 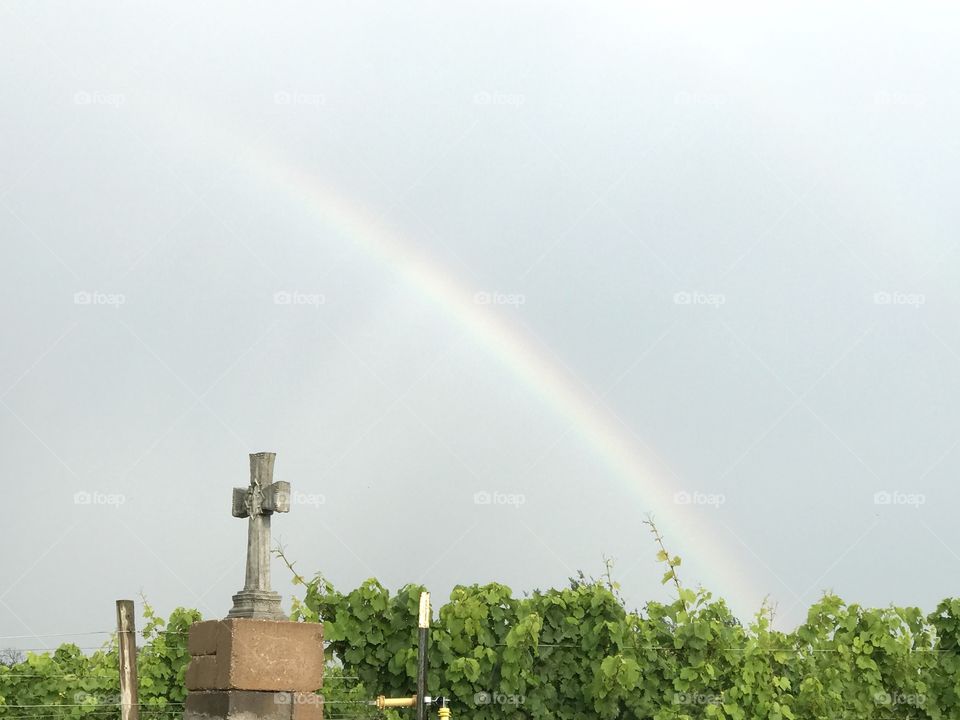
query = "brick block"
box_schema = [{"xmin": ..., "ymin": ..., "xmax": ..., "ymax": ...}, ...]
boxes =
[
  {"xmin": 185, "ymin": 619, "xmax": 324, "ymax": 692},
  {"xmin": 185, "ymin": 655, "xmax": 220, "ymax": 691},
  {"xmin": 184, "ymin": 690, "xmax": 322, "ymax": 720},
  {"xmin": 223, "ymin": 619, "xmax": 324, "ymax": 691},
  {"xmin": 288, "ymin": 691, "xmax": 324, "ymax": 720},
  {"xmin": 188, "ymin": 620, "xmax": 227, "ymax": 656}
]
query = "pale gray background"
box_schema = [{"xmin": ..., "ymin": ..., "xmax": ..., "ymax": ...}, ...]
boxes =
[{"xmin": 1, "ymin": 2, "xmax": 959, "ymax": 649}]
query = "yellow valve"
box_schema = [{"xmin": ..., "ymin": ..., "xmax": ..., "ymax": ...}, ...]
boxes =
[
  {"xmin": 375, "ymin": 695, "xmax": 416, "ymax": 710},
  {"xmin": 438, "ymin": 708, "xmax": 451, "ymax": 719}
]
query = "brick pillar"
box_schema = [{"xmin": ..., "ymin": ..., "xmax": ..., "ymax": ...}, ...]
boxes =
[{"xmin": 184, "ymin": 619, "xmax": 324, "ymax": 720}]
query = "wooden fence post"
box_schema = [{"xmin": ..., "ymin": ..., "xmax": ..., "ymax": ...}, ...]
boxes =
[
  {"xmin": 416, "ymin": 592, "xmax": 430, "ymax": 720},
  {"xmin": 116, "ymin": 600, "xmax": 140, "ymax": 720}
]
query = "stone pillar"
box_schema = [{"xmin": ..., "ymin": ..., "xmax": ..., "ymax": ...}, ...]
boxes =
[{"xmin": 183, "ymin": 619, "xmax": 324, "ymax": 720}]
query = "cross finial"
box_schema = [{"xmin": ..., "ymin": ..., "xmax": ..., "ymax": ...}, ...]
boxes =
[{"xmin": 227, "ymin": 452, "xmax": 290, "ymax": 620}]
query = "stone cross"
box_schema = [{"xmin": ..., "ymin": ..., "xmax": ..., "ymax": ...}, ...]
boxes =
[{"xmin": 227, "ymin": 452, "xmax": 290, "ymax": 620}]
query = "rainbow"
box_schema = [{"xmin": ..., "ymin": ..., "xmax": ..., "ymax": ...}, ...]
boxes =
[{"xmin": 178, "ymin": 109, "xmax": 763, "ymax": 614}]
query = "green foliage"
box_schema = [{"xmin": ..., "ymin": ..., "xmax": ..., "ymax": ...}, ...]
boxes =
[
  {"xmin": 288, "ymin": 533, "xmax": 951, "ymax": 719},
  {"xmin": 3, "ymin": 529, "xmax": 958, "ymax": 719},
  {"xmin": 0, "ymin": 603, "xmax": 199, "ymax": 720}
]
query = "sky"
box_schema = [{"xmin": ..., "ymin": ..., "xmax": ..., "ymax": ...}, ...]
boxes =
[{"xmin": 2, "ymin": 2, "xmax": 959, "ymax": 651}]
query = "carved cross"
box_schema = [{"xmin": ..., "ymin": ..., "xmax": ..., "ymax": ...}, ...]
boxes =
[{"xmin": 227, "ymin": 452, "xmax": 290, "ymax": 620}]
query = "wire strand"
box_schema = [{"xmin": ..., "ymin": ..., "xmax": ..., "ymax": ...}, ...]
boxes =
[{"xmin": 0, "ymin": 632, "xmax": 114, "ymax": 640}]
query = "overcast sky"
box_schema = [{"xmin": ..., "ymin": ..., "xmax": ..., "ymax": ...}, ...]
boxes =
[{"xmin": 2, "ymin": 2, "xmax": 960, "ymax": 649}]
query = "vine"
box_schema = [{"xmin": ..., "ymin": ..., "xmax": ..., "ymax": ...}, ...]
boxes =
[{"xmin": 2, "ymin": 525, "xmax": 955, "ymax": 719}]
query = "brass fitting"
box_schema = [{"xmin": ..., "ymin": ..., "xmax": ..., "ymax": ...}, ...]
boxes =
[{"xmin": 375, "ymin": 695, "xmax": 417, "ymax": 710}]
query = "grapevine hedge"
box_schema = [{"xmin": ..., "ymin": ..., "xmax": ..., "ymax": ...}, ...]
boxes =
[{"xmin": 3, "ymin": 533, "xmax": 960, "ymax": 719}]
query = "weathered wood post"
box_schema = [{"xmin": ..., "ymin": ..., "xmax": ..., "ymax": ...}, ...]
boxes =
[
  {"xmin": 116, "ymin": 599, "xmax": 140, "ymax": 720},
  {"xmin": 416, "ymin": 592, "xmax": 430, "ymax": 720}
]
